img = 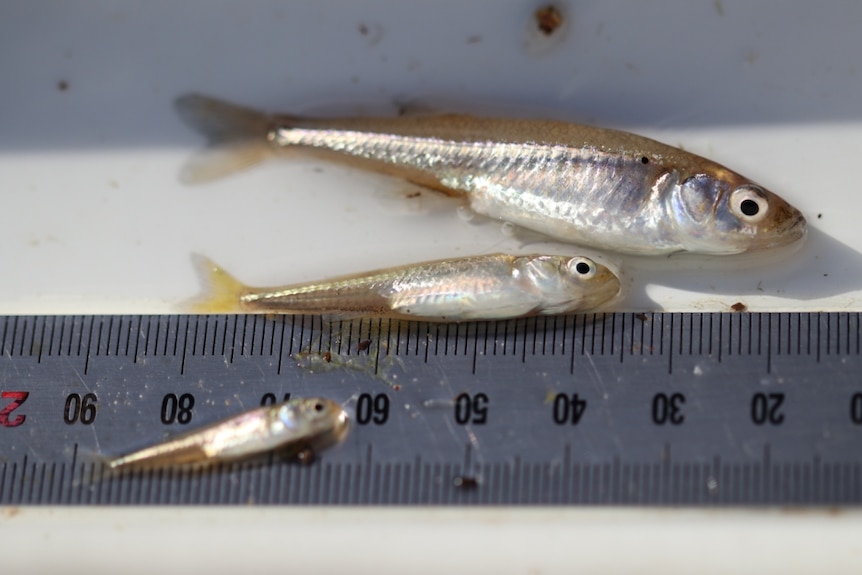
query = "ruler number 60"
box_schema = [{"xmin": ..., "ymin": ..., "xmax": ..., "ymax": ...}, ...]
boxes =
[{"xmin": 356, "ymin": 393, "xmax": 389, "ymax": 425}]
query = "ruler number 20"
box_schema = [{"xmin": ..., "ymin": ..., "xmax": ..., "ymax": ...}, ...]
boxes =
[{"xmin": 751, "ymin": 393, "xmax": 785, "ymax": 426}]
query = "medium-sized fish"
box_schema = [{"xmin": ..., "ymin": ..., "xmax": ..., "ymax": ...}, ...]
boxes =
[
  {"xmin": 105, "ymin": 397, "xmax": 348, "ymax": 472},
  {"xmin": 175, "ymin": 93, "xmax": 806, "ymax": 256},
  {"xmin": 188, "ymin": 252, "xmax": 621, "ymax": 321}
]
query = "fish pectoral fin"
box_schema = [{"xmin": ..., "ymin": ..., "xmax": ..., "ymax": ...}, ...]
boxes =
[
  {"xmin": 184, "ymin": 254, "xmax": 249, "ymax": 314},
  {"xmin": 174, "ymin": 93, "xmax": 276, "ymax": 184}
]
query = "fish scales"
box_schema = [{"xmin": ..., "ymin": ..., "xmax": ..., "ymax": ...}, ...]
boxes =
[
  {"xmin": 190, "ymin": 253, "xmax": 620, "ymax": 321},
  {"xmin": 283, "ymin": 125, "xmax": 671, "ymax": 251},
  {"xmin": 176, "ymin": 94, "xmax": 807, "ymax": 256},
  {"xmin": 105, "ymin": 397, "xmax": 349, "ymax": 471}
]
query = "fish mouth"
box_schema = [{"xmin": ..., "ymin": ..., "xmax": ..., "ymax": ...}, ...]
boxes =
[
  {"xmin": 771, "ymin": 211, "xmax": 807, "ymax": 248},
  {"xmin": 328, "ymin": 410, "xmax": 352, "ymax": 444},
  {"xmin": 585, "ymin": 269, "xmax": 623, "ymax": 310},
  {"xmin": 749, "ymin": 207, "xmax": 807, "ymax": 252}
]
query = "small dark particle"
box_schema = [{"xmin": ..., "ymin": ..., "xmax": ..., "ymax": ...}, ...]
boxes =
[
  {"xmin": 453, "ymin": 475, "xmax": 479, "ymax": 490},
  {"xmin": 405, "ymin": 191, "xmax": 421, "ymax": 198},
  {"xmin": 534, "ymin": 5, "xmax": 564, "ymax": 36},
  {"xmin": 358, "ymin": 23, "xmax": 369, "ymax": 36},
  {"xmin": 294, "ymin": 448, "xmax": 316, "ymax": 465},
  {"xmin": 323, "ymin": 351, "xmax": 332, "ymax": 363},
  {"xmin": 817, "ymin": 213, "xmax": 823, "ymax": 219},
  {"xmin": 731, "ymin": 302, "xmax": 747, "ymax": 312},
  {"xmin": 824, "ymin": 273, "xmax": 829, "ymax": 277},
  {"xmin": 57, "ymin": 80, "xmax": 69, "ymax": 91},
  {"xmin": 357, "ymin": 339, "xmax": 372, "ymax": 352},
  {"xmin": 635, "ymin": 313, "xmax": 649, "ymax": 322},
  {"xmin": 466, "ymin": 35, "xmax": 482, "ymax": 44}
]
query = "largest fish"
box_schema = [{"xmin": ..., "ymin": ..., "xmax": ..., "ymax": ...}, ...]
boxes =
[{"xmin": 175, "ymin": 94, "xmax": 806, "ymax": 256}]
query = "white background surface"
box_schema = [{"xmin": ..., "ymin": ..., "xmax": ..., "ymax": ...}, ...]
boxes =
[
  {"xmin": 2, "ymin": 1, "xmax": 862, "ymax": 314},
  {"xmin": 2, "ymin": 1, "xmax": 862, "ymax": 572}
]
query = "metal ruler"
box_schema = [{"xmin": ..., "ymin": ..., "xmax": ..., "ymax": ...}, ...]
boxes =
[{"xmin": 0, "ymin": 312, "xmax": 860, "ymax": 505}]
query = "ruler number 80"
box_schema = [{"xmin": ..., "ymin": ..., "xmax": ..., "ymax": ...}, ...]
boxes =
[{"xmin": 161, "ymin": 393, "xmax": 195, "ymax": 425}]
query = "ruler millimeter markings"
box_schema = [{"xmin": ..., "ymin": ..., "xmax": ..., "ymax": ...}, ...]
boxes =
[{"xmin": 0, "ymin": 312, "xmax": 861, "ymax": 505}]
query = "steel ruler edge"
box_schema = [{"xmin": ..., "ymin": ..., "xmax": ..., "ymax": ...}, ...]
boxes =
[{"xmin": 1, "ymin": 311, "xmax": 861, "ymax": 505}]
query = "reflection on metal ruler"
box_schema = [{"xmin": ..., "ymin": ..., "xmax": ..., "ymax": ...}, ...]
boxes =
[{"xmin": 0, "ymin": 312, "xmax": 860, "ymax": 505}]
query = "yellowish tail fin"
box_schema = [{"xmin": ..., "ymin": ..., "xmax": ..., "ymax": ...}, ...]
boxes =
[
  {"xmin": 174, "ymin": 93, "xmax": 277, "ymax": 184},
  {"xmin": 187, "ymin": 254, "xmax": 249, "ymax": 313}
]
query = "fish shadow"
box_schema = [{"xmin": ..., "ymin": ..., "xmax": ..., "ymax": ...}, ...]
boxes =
[{"xmin": 619, "ymin": 227, "xmax": 862, "ymax": 310}]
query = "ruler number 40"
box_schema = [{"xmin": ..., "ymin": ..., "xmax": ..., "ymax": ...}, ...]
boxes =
[{"xmin": 552, "ymin": 393, "xmax": 586, "ymax": 425}]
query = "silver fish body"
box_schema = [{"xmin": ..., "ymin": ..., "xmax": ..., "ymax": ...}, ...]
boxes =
[
  {"xmin": 191, "ymin": 253, "xmax": 621, "ymax": 321},
  {"xmin": 106, "ymin": 397, "xmax": 349, "ymax": 471},
  {"xmin": 176, "ymin": 94, "xmax": 807, "ymax": 256}
]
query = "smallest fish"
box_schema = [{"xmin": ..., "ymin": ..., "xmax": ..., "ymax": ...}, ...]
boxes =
[
  {"xmin": 105, "ymin": 397, "xmax": 348, "ymax": 472},
  {"xmin": 188, "ymin": 252, "xmax": 621, "ymax": 321}
]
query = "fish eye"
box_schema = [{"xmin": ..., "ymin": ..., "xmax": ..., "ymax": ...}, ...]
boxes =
[
  {"xmin": 730, "ymin": 186, "xmax": 769, "ymax": 224},
  {"xmin": 567, "ymin": 257, "xmax": 596, "ymax": 279},
  {"xmin": 313, "ymin": 402, "xmax": 325, "ymax": 412}
]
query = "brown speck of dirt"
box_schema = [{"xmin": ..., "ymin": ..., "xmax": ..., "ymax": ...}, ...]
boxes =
[
  {"xmin": 731, "ymin": 302, "xmax": 747, "ymax": 312},
  {"xmin": 57, "ymin": 80, "xmax": 69, "ymax": 91},
  {"xmin": 453, "ymin": 475, "xmax": 479, "ymax": 490},
  {"xmin": 4, "ymin": 507, "xmax": 20, "ymax": 518},
  {"xmin": 357, "ymin": 339, "xmax": 372, "ymax": 352},
  {"xmin": 535, "ymin": 5, "xmax": 564, "ymax": 36},
  {"xmin": 635, "ymin": 313, "xmax": 649, "ymax": 322},
  {"xmin": 405, "ymin": 191, "xmax": 421, "ymax": 198},
  {"xmin": 323, "ymin": 351, "xmax": 332, "ymax": 363}
]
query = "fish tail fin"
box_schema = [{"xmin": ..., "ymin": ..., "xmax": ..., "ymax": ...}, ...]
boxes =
[
  {"xmin": 186, "ymin": 254, "xmax": 249, "ymax": 313},
  {"xmin": 73, "ymin": 448, "xmax": 114, "ymax": 485},
  {"xmin": 174, "ymin": 93, "xmax": 278, "ymax": 184}
]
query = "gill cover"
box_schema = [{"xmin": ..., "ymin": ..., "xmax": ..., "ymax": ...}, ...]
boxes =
[{"xmin": 670, "ymin": 174, "xmax": 736, "ymax": 254}]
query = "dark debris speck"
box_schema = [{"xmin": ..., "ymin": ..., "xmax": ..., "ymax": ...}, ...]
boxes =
[{"xmin": 534, "ymin": 5, "xmax": 564, "ymax": 36}]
